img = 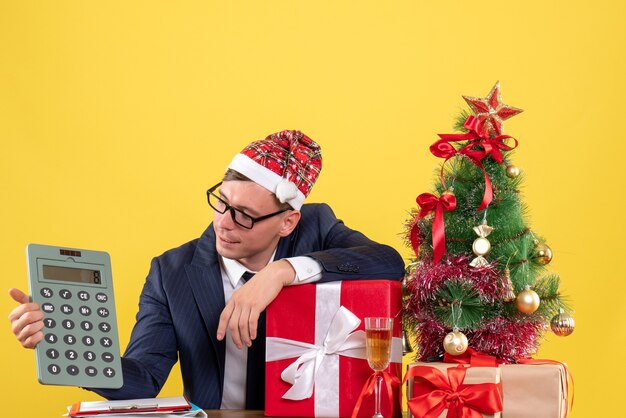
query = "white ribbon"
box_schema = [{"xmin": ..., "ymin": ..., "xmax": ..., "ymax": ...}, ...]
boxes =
[{"xmin": 266, "ymin": 306, "xmax": 368, "ymax": 400}]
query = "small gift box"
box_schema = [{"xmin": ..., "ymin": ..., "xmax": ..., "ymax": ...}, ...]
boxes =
[
  {"xmin": 405, "ymin": 362, "xmax": 503, "ymax": 418},
  {"xmin": 499, "ymin": 363, "xmax": 569, "ymax": 418},
  {"xmin": 265, "ymin": 280, "xmax": 402, "ymax": 418}
]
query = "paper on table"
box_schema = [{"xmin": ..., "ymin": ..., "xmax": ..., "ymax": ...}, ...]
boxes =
[
  {"xmin": 68, "ymin": 396, "xmax": 206, "ymax": 417},
  {"xmin": 67, "ymin": 411, "xmax": 207, "ymax": 418}
]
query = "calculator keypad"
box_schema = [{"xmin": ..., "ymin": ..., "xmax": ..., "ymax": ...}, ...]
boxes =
[{"xmin": 34, "ymin": 284, "xmax": 122, "ymax": 388}]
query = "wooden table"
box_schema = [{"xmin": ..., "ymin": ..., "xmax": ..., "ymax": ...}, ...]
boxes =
[
  {"xmin": 204, "ymin": 411, "xmax": 408, "ymax": 417},
  {"xmin": 204, "ymin": 411, "xmax": 264, "ymax": 418}
]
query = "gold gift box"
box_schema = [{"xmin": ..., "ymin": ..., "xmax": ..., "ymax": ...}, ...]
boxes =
[
  {"xmin": 406, "ymin": 362, "xmax": 569, "ymax": 418},
  {"xmin": 499, "ymin": 363, "xmax": 568, "ymax": 418}
]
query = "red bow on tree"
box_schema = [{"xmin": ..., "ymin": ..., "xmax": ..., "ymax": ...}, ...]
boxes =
[
  {"xmin": 429, "ymin": 116, "xmax": 518, "ymax": 211},
  {"xmin": 404, "ymin": 365, "xmax": 503, "ymax": 418},
  {"xmin": 411, "ymin": 192, "xmax": 456, "ymax": 264}
]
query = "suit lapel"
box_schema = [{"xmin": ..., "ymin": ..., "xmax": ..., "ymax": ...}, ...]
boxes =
[{"xmin": 185, "ymin": 224, "xmax": 226, "ymax": 389}]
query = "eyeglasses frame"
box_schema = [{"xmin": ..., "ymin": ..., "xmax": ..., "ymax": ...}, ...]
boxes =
[{"xmin": 206, "ymin": 182, "xmax": 291, "ymax": 229}]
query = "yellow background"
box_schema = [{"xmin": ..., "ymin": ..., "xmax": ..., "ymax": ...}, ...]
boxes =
[{"xmin": 1, "ymin": 1, "xmax": 624, "ymax": 416}]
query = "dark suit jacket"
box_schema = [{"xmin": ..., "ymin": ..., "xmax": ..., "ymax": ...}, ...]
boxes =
[{"xmin": 90, "ymin": 203, "xmax": 404, "ymax": 408}]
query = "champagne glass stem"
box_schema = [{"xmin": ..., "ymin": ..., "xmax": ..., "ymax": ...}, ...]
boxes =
[{"xmin": 373, "ymin": 373, "xmax": 383, "ymax": 418}]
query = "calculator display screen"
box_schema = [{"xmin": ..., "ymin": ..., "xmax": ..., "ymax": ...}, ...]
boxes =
[{"xmin": 42, "ymin": 265, "xmax": 101, "ymax": 284}]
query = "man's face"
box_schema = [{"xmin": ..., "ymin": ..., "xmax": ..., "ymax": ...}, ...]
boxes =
[{"xmin": 213, "ymin": 180, "xmax": 290, "ymax": 271}]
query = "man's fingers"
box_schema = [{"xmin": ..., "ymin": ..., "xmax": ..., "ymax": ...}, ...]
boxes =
[
  {"xmin": 9, "ymin": 303, "xmax": 44, "ymax": 349},
  {"xmin": 8, "ymin": 300, "xmax": 40, "ymax": 323},
  {"xmin": 218, "ymin": 277, "xmax": 271, "ymax": 349},
  {"xmin": 22, "ymin": 331, "xmax": 44, "ymax": 349},
  {"xmin": 217, "ymin": 302, "xmax": 235, "ymax": 341},
  {"xmin": 17, "ymin": 318, "xmax": 44, "ymax": 343},
  {"xmin": 11, "ymin": 309, "xmax": 44, "ymax": 335},
  {"xmin": 228, "ymin": 307, "xmax": 244, "ymax": 349},
  {"xmin": 218, "ymin": 302, "xmax": 248, "ymax": 349},
  {"xmin": 9, "ymin": 288, "xmax": 30, "ymax": 304},
  {"xmin": 248, "ymin": 309, "xmax": 260, "ymax": 341},
  {"xmin": 237, "ymin": 308, "xmax": 252, "ymax": 348}
]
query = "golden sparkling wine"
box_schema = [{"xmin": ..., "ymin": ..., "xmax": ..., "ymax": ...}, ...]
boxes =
[{"xmin": 366, "ymin": 328, "xmax": 392, "ymax": 371}]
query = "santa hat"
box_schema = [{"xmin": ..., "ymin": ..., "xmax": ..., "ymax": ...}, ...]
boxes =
[{"xmin": 227, "ymin": 130, "xmax": 322, "ymax": 210}]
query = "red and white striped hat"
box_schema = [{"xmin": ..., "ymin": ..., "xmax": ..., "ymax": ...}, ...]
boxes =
[{"xmin": 227, "ymin": 130, "xmax": 322, "ymax": 210}]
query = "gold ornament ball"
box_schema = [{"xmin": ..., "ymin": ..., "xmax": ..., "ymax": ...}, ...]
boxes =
[
  {"xmin": 551, "ymin": 312, "xmax": 575, "ymax": 336},
  {"xmin": 472, "ymin": 237, "xmax": 491, "ymax": 256},
  {"xmin": 535, "ymin": 243, "xmax": 553, "ymax": 264},
  {"xmin": 516, "ymin": 287, "xmax": 540, "ymax": 315},
  {"xmin": 443, "ymin": 330, "xmax": 468, "ymax": 356},
  {"xmin": 506, "ymin": 165, "xmax": 520, "ymax": 178}
]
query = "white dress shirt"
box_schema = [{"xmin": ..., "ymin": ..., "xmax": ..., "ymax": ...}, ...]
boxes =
[{"xmin": 219, "ymin": 254, "xmax": 322, "ymax": 409}]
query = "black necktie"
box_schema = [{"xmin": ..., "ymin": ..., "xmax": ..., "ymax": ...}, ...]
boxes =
[{"xmin": 242, "ymin": 271, "xmax": 265, "ymax": 409}]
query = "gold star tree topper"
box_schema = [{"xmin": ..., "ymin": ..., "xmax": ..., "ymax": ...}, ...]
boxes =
[{"xmin": 463, "ymin": 81, "xmax": 523, "ymax": 136}]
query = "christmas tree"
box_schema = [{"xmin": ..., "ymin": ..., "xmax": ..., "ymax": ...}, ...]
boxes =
[{"xmin": 403, "ymin": 82, "xmax": 575, "ymax": 363}]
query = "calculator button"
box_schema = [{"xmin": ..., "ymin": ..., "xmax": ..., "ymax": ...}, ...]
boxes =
[
  {"xmin": 61, "ymin": 304, "xmax": 74, "ymax": 315},
  {"xmin": 66, "ymin": 365, "xmax": 79, "ymax": 376},
  {"xmin": 46, "ymin": 348, "xmax": 59, "ymax": 359},
  {"xmin": 40, "ymin": 288, "xmax": 53, "ymax": 298},
  {"xmin": 62, "ymin": 319, "xmax": 75, "ymax": 330},
  {"xmin": 97, "ymin": 307, "xmax": 110, "ymax": 318},
  {"xmin": 79, "ymin": 306, "xmax": 92, "ymax": 316},
  {"xmin": 80, "ymin": 321, "xmax": 93, "ymax": 331},
  {"xmin": 59, "ymin": 289, "xmax": 72, "ymax": 299},
  {"xmin": 98, "ymin": 322, "xmax": 111, "ymax": 333},
  {"xmin": 101, "ymin": 352, "xmax": 114, "ymax": 363},
  {"xmin": 44, "ymin": 333, "xmax": 57, "ymax": 344},
  {"xmin": 65, "ymin": 350, "xmax": 78, "ymax": 360},
  {"xmin": 82, "ymin": 336, "xmax": 95, "ymax": 346},
  {"xmin": 44, "ymin": 318, "xmax": 56, "ymax": 328},
  {"xmin": 42, "ymin": 303, "xmax": 55, "ymax": 313},
  {"xmin": 48, "ymin": 364, "xmax": 61, "ymax": 375},
  {"xmin": 64, "ymin": 334, "xmax": 76, "ymax": 345},
  {"xmin": 95, "ymin": 293, "xmax": 108, "ymax": 303},
  {"xmin": 77, "ymin": 291, "xmax": 90, "ymax": 301},
  {"xmin": 85, "ymin": 366, "xmax": 98, "ymax": 377},
  {"xmin": 100, "ymin": 337, "xmax": 112, "ymax": 348},
  {"xmin": 103, "ymin": 367, "xmax": 116, "ymax": 378},
  {"xmin": 84, "ymin": 351, "xmax": 96, "ymax": 362}
]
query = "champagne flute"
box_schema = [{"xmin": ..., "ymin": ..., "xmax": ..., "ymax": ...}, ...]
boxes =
[{"xmin": 365, "ymin": 317, "xmax": 393, "ymax": 418}]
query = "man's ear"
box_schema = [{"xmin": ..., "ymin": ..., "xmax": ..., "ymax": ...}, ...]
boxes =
[{"xmin": 278, "ymin": 210, "xmax": 301, "ymax": 237}]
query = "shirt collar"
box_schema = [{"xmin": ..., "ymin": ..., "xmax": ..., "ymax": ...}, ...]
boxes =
[{"xmin": 220, "ymin": 248, "xmax": 277, "ymax": 289}]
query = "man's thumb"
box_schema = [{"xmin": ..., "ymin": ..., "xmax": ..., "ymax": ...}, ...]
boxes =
[{"xmin": 8, "ymin": 288, "xmax": 30, "ymax": 304}]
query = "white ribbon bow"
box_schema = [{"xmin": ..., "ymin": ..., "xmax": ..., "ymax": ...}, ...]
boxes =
[{"xmin": 266, "ymin": 305, "xmax": 367, "ymax": 400}]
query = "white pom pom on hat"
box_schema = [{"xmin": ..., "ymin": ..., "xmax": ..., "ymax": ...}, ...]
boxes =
[
  {"xmin": 275, "ymin": 178, "xmax": 299, "ymax": 204},
  {"xmin": 227, "ymin": 130, "xmax": 322, "ymax": 210}
]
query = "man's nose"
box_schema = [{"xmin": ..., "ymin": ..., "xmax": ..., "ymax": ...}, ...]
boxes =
[{"xmin": 215, "ymin": 209, "xmax": 236, "ymax": 229}]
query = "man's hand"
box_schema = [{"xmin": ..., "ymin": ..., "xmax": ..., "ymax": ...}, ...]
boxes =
[
  {"xmin": 216, "ymin": 259, "xmax": 295, "ymax": 349},
  {"xmin": 8, "ymin": 288, "xmax": 45, "ymax": 349}
]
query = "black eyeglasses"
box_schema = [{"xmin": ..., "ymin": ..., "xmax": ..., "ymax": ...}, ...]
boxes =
[{"xmin": 206, "ymin": 182, "xmax": 290, "ymax": 229}]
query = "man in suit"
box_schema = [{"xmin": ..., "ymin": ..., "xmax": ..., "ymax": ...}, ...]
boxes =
[{"xmin": 9, "ymin": 130, "xmax": 404, "ymax": 409}]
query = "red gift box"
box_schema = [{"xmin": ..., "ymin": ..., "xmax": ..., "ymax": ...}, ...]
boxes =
[{"xmin": 265, "ymin": 280, "xmax": 402, "ymax": 418}]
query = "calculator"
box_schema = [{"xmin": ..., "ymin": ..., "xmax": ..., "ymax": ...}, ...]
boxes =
[{"xmin": 26, "ymin": 244, "xmax": 123, "ymax": 388}]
